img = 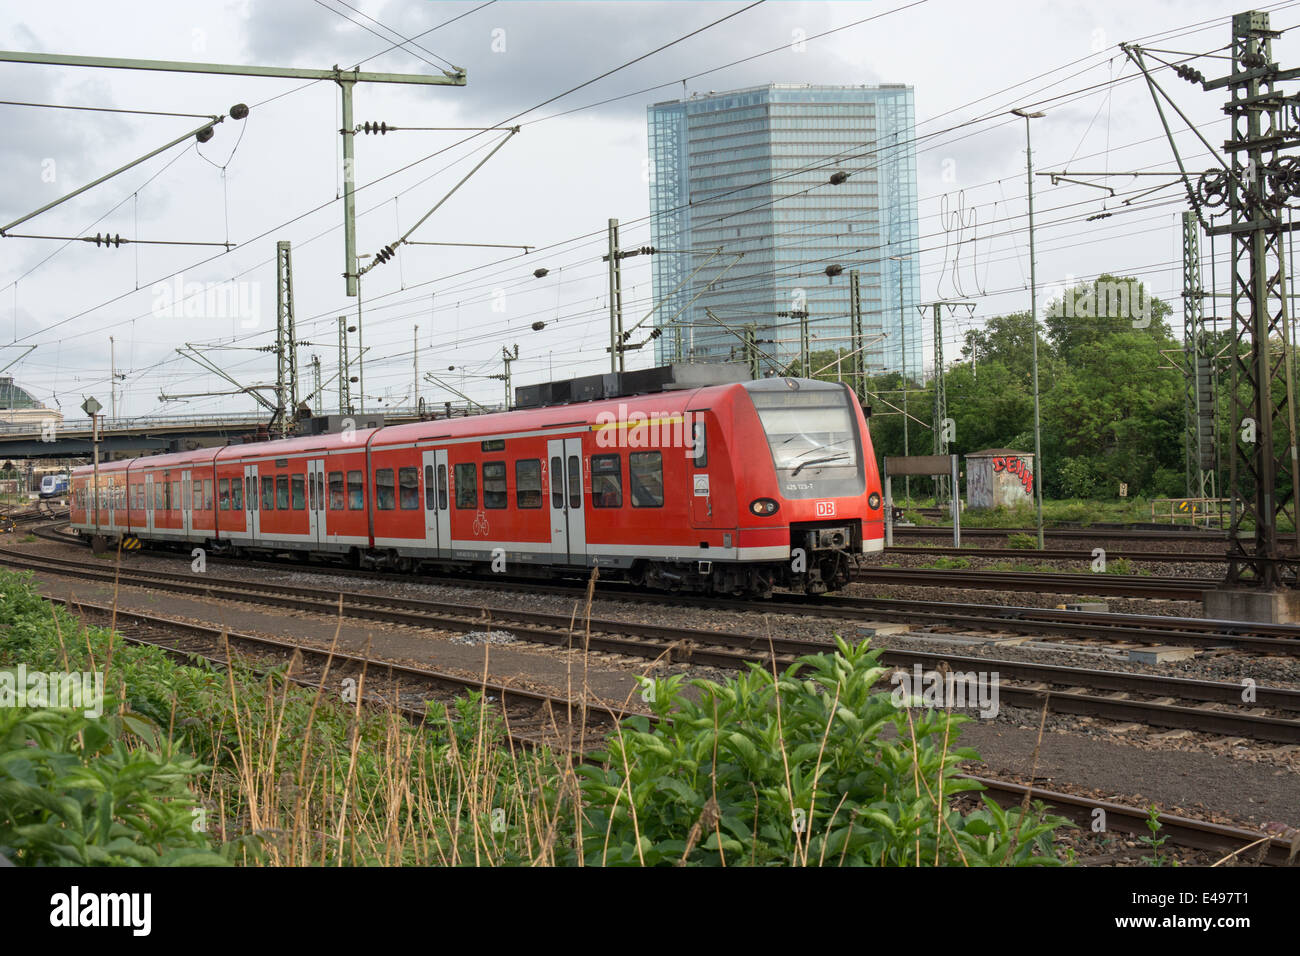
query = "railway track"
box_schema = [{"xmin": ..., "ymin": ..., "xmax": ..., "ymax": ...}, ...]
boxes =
[
  {"xmin": 25, "ymin": 521, "xmax": 1300, "ymax": 655},
  {"xmin": 9, "ymin": 544, "xmax": 1300, "ymax": 744},
  {"xmin": 855, "ymin": 566, "xmax": 1215, "ymax": 599},
  {"xmin": 49, "ymin": 593, "xmax": 630, "ymax": 752},
  {"xmin": 885, "ymin": 545, "xmax": 1228, "ymax": 565},
  {"xmin": 895, "ymin": 525, "xmax": 1229, "ymax": 541},
  {"xmin": 42, "ymin": 585, "xmax": 1300, "ymax": 866}
]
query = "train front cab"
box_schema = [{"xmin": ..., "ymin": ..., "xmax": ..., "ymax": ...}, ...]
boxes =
[{"xmin": 739, "ymin": 377, "xmax": 883, "ymax": 594}]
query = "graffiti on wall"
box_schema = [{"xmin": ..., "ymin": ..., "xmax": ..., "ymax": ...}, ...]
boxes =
[{"xmin": 992, "ymin": 456, "xmax": 1033, "ymax": 495}]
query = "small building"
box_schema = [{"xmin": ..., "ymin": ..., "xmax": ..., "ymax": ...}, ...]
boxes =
[
  {"xmin": 966, "ymin": 448, "xmax": 1035, "ymax": 509},
  {"xmin": 0, "ymin": 376, "xmax": 62, "ymax": 431}
]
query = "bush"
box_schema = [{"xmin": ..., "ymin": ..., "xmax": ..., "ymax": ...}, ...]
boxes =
[
  {"xmin": 575, "ymin": 638, "xmax": 1070, "ymax": 866},
  {"xmin": 1056, "ymin": 457, "xmax": 1100, "ymax": 499},
  {"xmin": 1006, "ymin": 532, "xmax": 1038, "ymax": 550},
  {"xmin": 0, "ymin": 702, "xmax": 224, "ymax": 866}
]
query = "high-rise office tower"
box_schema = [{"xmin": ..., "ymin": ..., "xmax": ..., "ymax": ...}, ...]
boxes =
[{"xmin": 647, "ymin": 84, "xmax": 920, "ymax": 380}]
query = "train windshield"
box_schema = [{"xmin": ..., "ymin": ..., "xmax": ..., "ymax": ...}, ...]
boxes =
[{"xmin": 747, "ymin": 382, "xmax": 865, "ymax": 499}]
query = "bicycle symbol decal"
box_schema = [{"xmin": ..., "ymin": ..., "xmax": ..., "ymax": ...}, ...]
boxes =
[{"xmin": 473, "ymin": 511, "xmax": 490, "ymax": 536}]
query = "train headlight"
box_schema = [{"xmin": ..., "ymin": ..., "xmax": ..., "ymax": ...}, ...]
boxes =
[
  {"xmin": 750, "ymin": 498, "xmax": 779, "ymax": 516},
  {"xmin": 867, "ymin": 493, "xmax": 881, "ymax": 510}
]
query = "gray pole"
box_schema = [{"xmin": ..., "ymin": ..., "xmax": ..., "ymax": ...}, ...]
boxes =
[
  {"xmin": 413, "ymin": 324, "xmax": 419, "ymax": 412},
  {"xmin": 91, "ymin": 413, "xmax": 100, "ymax": 535},
  {"xmin": 109, "ymin": 337, "xmax": 116, "ymax": 420},
  {"xmin": 898, "ymin": 260, "xmax": 909, "ymax": 503},
  {"xmin": 607, "ymin": 218, "xmax": 622, "ymax": 373},
  {"xmin": 356, "ymin": 270, "xmax": 364, "ymax": 413},
  {"xmin": 1015, "ymin": 108, "xmax": 1047, "ymax": 550}
]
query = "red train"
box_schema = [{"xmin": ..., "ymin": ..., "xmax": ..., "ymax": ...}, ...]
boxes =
[{"xmin": 70, "ymin": 367, "xmax": 883, "ymax": 596}]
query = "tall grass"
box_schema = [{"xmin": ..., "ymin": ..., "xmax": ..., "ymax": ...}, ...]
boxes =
[{"xmin": 0, "ymin": 569, "xmax": 1071, "ymax": 866}]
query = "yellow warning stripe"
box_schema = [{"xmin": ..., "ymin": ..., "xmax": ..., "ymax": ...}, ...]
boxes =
[{"xmin": 590, "ymin": 415, "xmax": 685, "ymax": 432}]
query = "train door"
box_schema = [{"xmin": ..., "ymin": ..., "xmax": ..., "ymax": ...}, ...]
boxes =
[
  {"xmin": 546, "ymin": 437, "xmax": 586, "ymax": 564},
  {"xmin": 145, "ymin": 474, "xmax": 155, "ymax": 534},
  {"xmin": 687, "ymin": 411, "xmax": 713, "ymax": 529},
  {"xmin": 181, "ymin": 469, "xmax": 193, "ymax": 536},
  {"xmin": 422, "ymin": 448, "xmax": 450, "ymax": 556},
  {"xmin": 307, "ymin": 458, "xmax": 326, "ymax": 546},
  {"xmin": 244, "ymin": 464, "xmax": 260, "ymax": 541}
]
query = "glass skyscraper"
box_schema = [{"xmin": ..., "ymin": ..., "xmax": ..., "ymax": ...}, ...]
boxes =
[{"xmin": 647, "ymin": 84, "xmax": 920, "ymax": 379}]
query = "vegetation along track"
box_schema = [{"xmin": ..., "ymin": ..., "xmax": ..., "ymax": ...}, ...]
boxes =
[
  {"xmin": 8, "ymin": 544, "xmax": 1300, "ymax": 744},
  {"xmin": 38, "ymin": 579, "xmax": 1300, "ymax": 866}
]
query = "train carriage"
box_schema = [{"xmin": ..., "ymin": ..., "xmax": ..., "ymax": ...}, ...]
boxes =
[{"xmin": 70, "ymin": 367, "xmax": 883, "ymax": 596}]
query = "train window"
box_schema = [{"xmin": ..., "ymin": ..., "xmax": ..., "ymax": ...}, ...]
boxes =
[
  {"xmin": 192, "ymin": 481, "xmax": 202, "ymax": 511},
  {"xmin": 483, "ymin": 461, "xmax": 507, "ymax": 509},
  {"xmin": 591, "ymin": 454, "xmax": 622, "ymax": 508},
  {"xmin": 567, "ymin": 455, "xmax": 581, "ymax": 510},
  {"xmin": 276, "ymin": 476, "xmax": 290, "ymax": 510},
  {"xmin": 399, "ymin": 467, "xmax": 419, "ymax": 510},
  {"xmin": 329, "ymin": 472, "xmax": 344, "ymax": 510},
  {"xmin": 437, "ymin": 464, "xmax": 448, "ymax": 510},
  {"xmin": 170, "ymin": 481, "xmax": 179, "ymax": 511},
  {"xmin": 219, "ymin": 479, "xmax": 229, "ymax": 510},
  {"xmin": 454, "ymin": 463, "xmax": 477, "ymax": 509},
  {"xmin": 155, "ymin": 483, "xmax": 164, "ymax": 511},
  {"xmin": 262, "ymin": 476, "xmax": 275, "ymax": 511},
  {"xmin": 630, "ymin": 452, "xmax": 664, "ymax": 508},
  {"xmin": 247, "ymin": 477, "xmax": 257, "ymax": 511},
  {"xmin": 516, "ymin": 459, "xmax": 542, "ymax": 509},
  {"xmin": 348, "ymin": 471, "xmax": 364, "ymax": 510},
  {"xmin": 308, "ymin": 473, "xmax": 316, "ymax": 511},
  {"xmin": 424, "ymin": 465, "xmax": 435, "ymax": 510},
  {"xmin": 231, "ymin": 478, "xmax": 243, "ymax": 511},
  {"xmin": 204, "ymin": 479, "xmax": 213, "ymax": 511},
  {"xmin": 375, "ymin": 469, "xmax": 395, "ymax": 511},
  {"xmin": 691, "ymin": 421, "xmax": 707, "ymax": 468},
  {"xmin": 550, "ymin": 457, "xmax": 563, "ymax": 508},
  {"xmin": 292, "ymin": 475, "xmax": 306, "ymax": 510},
  {"xmin": 481, "ymin": 439, "xmax": 505, "ymax": 452}
]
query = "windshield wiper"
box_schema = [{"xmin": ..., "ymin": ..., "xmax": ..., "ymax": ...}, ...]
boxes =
[
  {"xmin": 791, "ymin": 453, "xmax": 848, "ymax": 477},
  {"xmin": 789, "ymin": 439, "xmax": 848, "ymax": 461}
]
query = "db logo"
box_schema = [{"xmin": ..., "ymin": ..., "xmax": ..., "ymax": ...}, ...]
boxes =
[{"xmin": 815, "ymin": 500, "xmax": 836, "ymax": 517}]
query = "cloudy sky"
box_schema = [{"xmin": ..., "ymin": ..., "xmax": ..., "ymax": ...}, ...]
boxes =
[{"xmin": 0, "ymin": 0, "xmax": 1292, "ymax": 420}]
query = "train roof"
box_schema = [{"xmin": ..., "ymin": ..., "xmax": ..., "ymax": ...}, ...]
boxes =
[{"xmin": 72, "ymin": 375, "xmax": 850, "ymax": 477}]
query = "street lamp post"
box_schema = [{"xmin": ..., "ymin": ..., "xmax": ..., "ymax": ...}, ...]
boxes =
[
  {"xmin": 1011, "ymin": 107, "xmax": 1047, "ymax": 550},
  {"xmin": 889, "ymin": 253, "xmax": 910, "ymax": 503}
]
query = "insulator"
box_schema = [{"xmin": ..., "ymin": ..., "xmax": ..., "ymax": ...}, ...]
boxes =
[
  {"xmin": 825, "ymin": 263, "xmax": 844, "ymax": 279},
  {"xmin": 92, "ymin": 233, "xmax": 124, "ymax": 248},
  {"xmin": 196, "ymin": 126, "xmax": 215, "ymax": 144},
  {"xmin": 829, "ymin": 171, "xmax": 850, "ymax": 185},
  {"xmin": 1173, "ymin": 64, "xmax": 1205, "ymax": 85},
  {"xmin": 533, "ymin": 268, "xmax": 549, "ymax": 278},
  {"xmin": 531, "ymin": 321, "xmax": 546, "ymax": 331},
  {"xmin": 639, "ymin": 246, "xmax": 656, "ymax": 255},
  {"xmin": 230, "ymin": 103, "xmax": 250, "ymax": 120},
  {"xmin": 1086, "ymin": 212, "xmax": 1112, "ymax": 222},
  {"xmin": 361, "ymin": 121, "xmax": 392, "ymax": 134},
  {"xmin": 650, "ymin": 328, "xmax": 662, "ymax": 339}
]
